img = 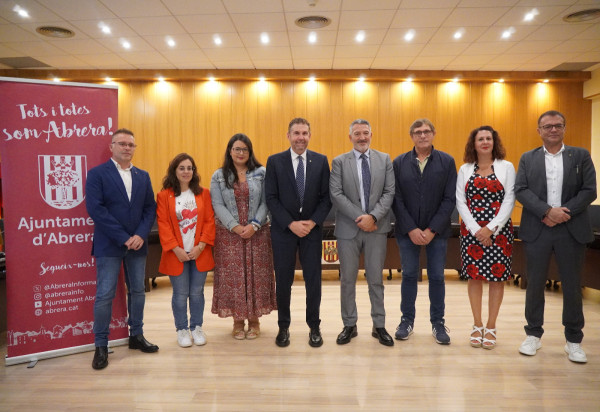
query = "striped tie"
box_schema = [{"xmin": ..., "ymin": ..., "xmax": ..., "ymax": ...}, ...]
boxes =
[{"xmin": 296, "ymin": 155, "xmax": 305, "ymax": 205}]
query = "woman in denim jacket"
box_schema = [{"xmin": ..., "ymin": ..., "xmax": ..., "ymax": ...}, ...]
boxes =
[{"xmin": 210, "ymin": 133, "xmax": 276, "ymax": 339}]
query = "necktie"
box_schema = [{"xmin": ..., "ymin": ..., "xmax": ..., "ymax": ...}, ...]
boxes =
[
  {"xmin": 296, "ymin": 155, "xmax": 305, "ymax": 205},
  {"xmin": 360, "ymin": 153, "xmax": 371, "ymax": 212}
]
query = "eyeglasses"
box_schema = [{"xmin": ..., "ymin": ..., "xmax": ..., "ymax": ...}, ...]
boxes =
[
  {"xmin": 232, "ymin": 147, "xmax": 249, "ymax": 154},
  {"xmin": 112, "ymin": 141, "xmax": 137, "ymax": 148},
  {"xmin": 412, "ymin": 130, "xmax": 433, "ymax": 137},
  {"xmin": 540, "ymin": 124, "xmax": 565, "ymax": 132}
]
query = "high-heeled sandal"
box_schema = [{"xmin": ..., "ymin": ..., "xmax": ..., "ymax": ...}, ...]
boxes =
[
  {"xmin": 470, "ymin": 325, "xmax": 484, "ymax": 348},
  {"xmin": 482, "ymin": 328, "xmax": 497, "ymax": 349}
]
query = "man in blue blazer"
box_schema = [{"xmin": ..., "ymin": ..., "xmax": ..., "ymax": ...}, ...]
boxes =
[
  {"xmin": 85, "ymin": 128, "xmax": 158, "ymax": 370},
  {"xmin": 330, "ymin": 119, "xmax": 395, "ymax": 346},
  {"xmin": 392, "ymin": 119, "xmax": 457, "ymax": 345},
  {"xmin": 515, "ymin": 110, "xmax": 596, "ymax": 363},
  {"xmin": 265, "ymin": 118, "xmax": 332, "ymax": 348}
]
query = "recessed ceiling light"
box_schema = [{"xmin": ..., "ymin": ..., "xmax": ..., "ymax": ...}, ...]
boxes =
[
  {"xmin": 405, "ymin": 77, "xmax": 413, "ymax": 82},
  {"xmin": 524, "ymin": 8, "xmax": 539, "ymax": 22},
  {"xmin": 498, "ymin": 78, "xmax": 504, "ymax": 83},
  {"xmin": 259, "ymin": 76, "xmax": 266, "ymax": 82},
  {"xmin": 453, "ymin": 29, "xmax": 464, "ymax": 40},
  {"xmin": 98, "ymin": 22, "xmax": 111, "ymax": 34},
  {"xmin": 105, "ymin": 77, "xmax": 112, "ymax": 82},
  {"xmin": 501, "ymin": 27, "xmax": 515, "ymax": 39},
  {"xmin": 355, "ymin": 31, "xmax": 365, "ymax": 42},
  {"xmin": 358, "ymin": 76, "xmax": 365, "ymax": 82},
  {"xmin": 13, "ymin": 6, "xmax": 29, "ymax": 18},
  {"xmin": 166, "ymin": 37, "xmax": 176, "ymax": 47},
  {"xmin": 260, "ymin": 33, "xmax": 270, "ymax": 44},
  {"xmin": 120, "ymin": 39, "xmax": 131, "ymax": 49},
  {"xmin": 543, "ymin": 79, "xmax": 549, "ymax": 83},
  {"xmin": 309, "ymin": 76, "xmax": 316, "ymax": 82},
  {"xmin": 404, "ymin": 29, "xmax": 415, "ymax": 42},
  {"xmin": 308, "ymin": 32, "xmax": 317, "ymax": 44},
  {"xmin": 53, "ymin": 77, "xmax": 60, "ymax": 82},
  {"xmin": 213, "ymin": 35, "xmax": 222, "ymax": 46},
  {"xmin": 452, "ymin": 77, "xmax": 459, "ymax": 83},
  {"xmin": 209, "ymin": 76, "xmax": 216, "ymax": 82},
  {"xmin": 157, "ymin": 77, "xmax": 165, "ymax": 82}
]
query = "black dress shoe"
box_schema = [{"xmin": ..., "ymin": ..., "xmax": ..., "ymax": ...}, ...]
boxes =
[
  {"xmin": 92, "ymin": 346, "xmax": 108, "ymax": 370},
  {"xmin": 372, "ymin": 327, "xmax": 394, "ymax": 346},
  {"xmin": 309, "ymin": 328, "xmax": 323, "ymax": 347},
  {"xmin": 275, "ymin": 328, "xmax": 290, "ymax": 347},
  {"xmin": 336, "ymin": 325, "xmax": 358, "ymax": 345},
  {"xmin": 129, "ymin": 334, "xmax": 159, "ymax": 353}
]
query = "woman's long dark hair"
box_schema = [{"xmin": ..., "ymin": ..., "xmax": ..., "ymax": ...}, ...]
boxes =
[
  {"xmin": 162, "ymin": 153, "xmax": 202, "ymax": 196},
  {"xmin": 463, "ymin": 125, "xmax": 506, "ymax": 164},
  {"xmin": 221, "ymin": 133, "xmax": 262, "ymax": 189}
]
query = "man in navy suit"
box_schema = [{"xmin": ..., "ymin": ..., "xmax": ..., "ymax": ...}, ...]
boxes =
[
  {"xmin": 516, "ymin": 110, "xmax": 596, "ymax": 363},
  {"xmin": 265, "ymin": 118, "xmax": 332, "ymax": 348},
  {"xmin": 392, "ymin": 118, "xmax": 457, "ymax": 345},
  {"xmin": 86, "ymin": 128, "xmax": 158, "ymax": 370}
]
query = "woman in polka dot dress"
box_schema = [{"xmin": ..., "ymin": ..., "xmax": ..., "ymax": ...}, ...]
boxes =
[{"xmin": 456, "ymin": 126, "xmax": 516, "ymax": 350}]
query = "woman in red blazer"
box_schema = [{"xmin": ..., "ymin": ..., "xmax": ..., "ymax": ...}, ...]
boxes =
[{"xmin": 157, "ymin": 153, "xmax": 215, "ymax": 348}]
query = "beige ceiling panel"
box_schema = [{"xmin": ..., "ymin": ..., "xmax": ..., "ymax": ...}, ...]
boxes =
[
  {"xmin": 223, "ymin": 0, "xmax": 284, "ymax": 14},
  {"xmin": 4, "ymin": 41, "xmax": 65, "ymax": 56},
  {"xmin": 192, "ymin": 33, "xmax": 244, "ymax": 49},
  {"xmin": 123, "ymin": 16, "xmax": 187, "ymax": 36},
  {"xmin": 239, "ymin": 32, "xmax": 290, "ymax": 47},
  {"xmin": 391, "ymin": 9, "xmax": 454, "ymax": 28},
  {"xmin": 252, "ymin": 59, "xmax": 294, "ymax": 69},
  {"xmin": 143, "ymin": 34, "xmax": 198, "ymax": 51},
  {"xmin": 505, "ymin": 40, "xmax": 561, "ymax": 54},
  {"xmin": 35, "ymin": 0, "xmax": 115, "ymax": 20},
  {"xmin": 443, "ymin": 7, "xmax": 512, "ymax": 27},
  {"xmin": 283, "ymin": 0, "xmax": 342, "ymax": 12},
  {"xmin": 202, "ymin": 47, "xmax": 251, "ymax": 61},
  {"xmin": 526, "ymin": 24, "xmax": 593, "ymax": 41},
  {"xmin": 162, "ymin": 0, "xmax": 227, "ymax": 14},
  {"xmin": 292, "ymin": 59, "xmax": 334, "ymax": 69},
  {"xmin": 99, "ymin": 0, "xmax": 171, "ymax": 18},
  {"xmin": 336, "ymin": 29, "xmax": 387, "ymax": 45},
  {"xmin": 420, "ymin": 43, "xmax": 469, "ymax": 56},
  {"xmin": 229, "ymin": 13, "xmax": 287, "ymax": 32},
  {"xmin": 246, "ymin": 47, "xmax": 292, "ymax": 60},
  {"xmin": 70, "ymin": 19, "xmax": 138, "ymax": 39},
  {"xmin": 339, "ymin": 10, "xmax": 395, "ymax": 30},
  {"xmin": 119, "ymin": 51, "xmax": 170, "ymax": 65},
  {"xmin": 36, "ymin": 54, "xmax": 92, "ymax": 69},
  {"xmin": 75, "ymin": 53, "xmax": 134, "ymax": 68},
  {"xmin": 0, "ymin": 1, "xmax": 61, "ymax": 23},
  {"xmin": 383, "ymin": 28, "xmax": 437, "ymax": 44},
  {"xmin": 342, "ymin": 0, "xmax": 401, "ymax": 10},
  {"xmin": 288, "ymin": 31, "xmax": 337, "ymax": 46},
  {"xmin": 332, "ymin": 57, "xmax": 375, "ymax": 69},
  {"xmin": 461, "ymin": 41, "xmax": 515, "ymax": 55},
  {"xmin": 96, "ymin": 37, "xmax": 155, "ymax": 53},
  {"xmin": 177, "ymin": 14, "xmax": 236, "ymax": 34},
  {"xmin": 334, "ymin": 45, "xmax": 379, "ymax": 58},
  {"xmin": 429, "ymin": 26, "xmax": 488, "ymax": 43},
  {"xmin": 370, "ymin": 56, "xmax": 414, "ymax": 69},
  {"xmin": 399, "ymin": 0, "xmax": 459, "ymax": 8},
  {"xmin": 477, "ymin": 24, "xmax": 538, "ymax": 41},
  {"xmin": 210, "ymin": 60, "xmax": 255, "ymax": 69},
  {"xmin": 493, "ymin": 6, "xmax": 568, "ymax": 26},
  {"xmin": 376, "ymin": 44, "xmax": 425, "ymax": 57},
  {"xmin": 291, "ymin": 46, "xmax": 335, "ymax": 59}
]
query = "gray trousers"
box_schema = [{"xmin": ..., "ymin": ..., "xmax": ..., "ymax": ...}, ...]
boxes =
[
  {"xmin": 338, "ymin": 231, "xmax": 387, "ymax": 328},
  {"xmin": 524, "ymin": 224, "xmax": 585, "ymax": 343}
]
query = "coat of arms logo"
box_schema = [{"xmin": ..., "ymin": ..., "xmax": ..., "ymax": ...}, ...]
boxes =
[{"xmin": 38, "ymin": 155, "xmax": 87, "ymax": 209}]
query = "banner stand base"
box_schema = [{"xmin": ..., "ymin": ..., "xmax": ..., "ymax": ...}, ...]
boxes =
[{"xmin": 5, "ymin": 337, "xmax": 128, "ymax": 367}]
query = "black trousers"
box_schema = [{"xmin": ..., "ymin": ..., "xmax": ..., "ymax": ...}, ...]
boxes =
[{"xmin": 271, "ymin": 228, "xmax": 322, "ymax": 329}]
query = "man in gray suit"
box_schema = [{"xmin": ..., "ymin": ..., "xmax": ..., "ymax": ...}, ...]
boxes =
[
  {"xmin": 330, "ymin": 119, "xmax": 395, "ymax": 346},
  {"xmin": 515, "ymin": 110, "xmax": 596, "ymax": 363}
]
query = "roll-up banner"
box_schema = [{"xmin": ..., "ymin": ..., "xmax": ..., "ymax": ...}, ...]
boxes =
[{"xmin": 0, "ymin": 77, "xmax": 128, "ymax": 366}]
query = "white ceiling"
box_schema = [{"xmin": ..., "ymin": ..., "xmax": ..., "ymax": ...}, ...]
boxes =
[{"xmin": 0, "ymin": 0, "xmax": 599, "ymax": 71}]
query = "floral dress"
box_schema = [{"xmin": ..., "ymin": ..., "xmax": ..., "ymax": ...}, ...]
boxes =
[
  {"xmin": 459, "ymin": 166, "xmax": 513, "ymax": 281},
  {"xmin": 211, "ymin": 181, "xmax": 276, "ymax": 319}
]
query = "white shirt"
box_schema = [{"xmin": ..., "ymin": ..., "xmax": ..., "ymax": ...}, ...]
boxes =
[
  {"xmin": 175, "ymin": 189, "xmax": 197, "ymax": 252},
  {"xmin": 544, "ymin": 144, "xmax": 565, "ymax": 207},
  {"xmin": 353, "ymin": 148, "xmax": 370, "ymax": 212},
  {"xmin": 111, "ymin": 158, "xmax": 132, "ymax": 201}
]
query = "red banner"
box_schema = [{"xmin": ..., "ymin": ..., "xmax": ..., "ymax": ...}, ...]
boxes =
[{"xmin": 0, "ymin": 77, "xmax": 127, "ymax": 365}]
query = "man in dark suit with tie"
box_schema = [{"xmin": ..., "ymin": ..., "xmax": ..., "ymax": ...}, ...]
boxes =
[
  {"xmin": 330, "ymin": 119, "xmax": 395, "ymax": 346},
  {"xmin": 515, "ymin": 110, "xmax": 596, "ymax": 363},
  {"xmin": 265, "ymin": 118, "xmax": 332, "ymax": 348},
  {"xmin": 85, "ymin": 128, "xmax": 158, "ymax": 370}
]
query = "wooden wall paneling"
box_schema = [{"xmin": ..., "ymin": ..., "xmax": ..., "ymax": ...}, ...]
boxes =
[
  {"xmin": 328, "ymin": 81, "xmax": 346, "ymax": 159},
  {"xmin": 375, "ymin": 82, "xmax": 392, "ymax": 156}
]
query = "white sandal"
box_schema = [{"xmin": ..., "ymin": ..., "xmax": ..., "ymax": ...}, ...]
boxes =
[
  {"xmin": 470, "ymin": 325, "xmax": 484, "ymax": 348},
  {"xmin": 482, "ymin": 328, "xmax": 497, "ymax": 349}
]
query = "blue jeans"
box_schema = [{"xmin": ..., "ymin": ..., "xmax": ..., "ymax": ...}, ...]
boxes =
[
  {"xmin": 93, "ymin": 253, "xmax": 147, "ymax": 346},
  {"xmin": 397, "ymin": 235, "xmax": 448, "ymax": 325},
  {"xmin": 169, "ymin": 260, "xmax": 207, "ymax": 331}
]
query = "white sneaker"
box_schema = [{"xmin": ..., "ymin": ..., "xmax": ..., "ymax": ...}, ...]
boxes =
[
  {"xmin": 191, "ymin": 326, "xmax": 207, "ymax": 346},
  {"xmin": 519, "ymin": 335, "xmax": 541, "ymax": 356},
  {"xmin": 565, "ymin": 341, "xmax": 587, "ymax": 363},
  {"xmin": 177, "ymin": 329, "xmax": 192, "ymax": 348}
]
